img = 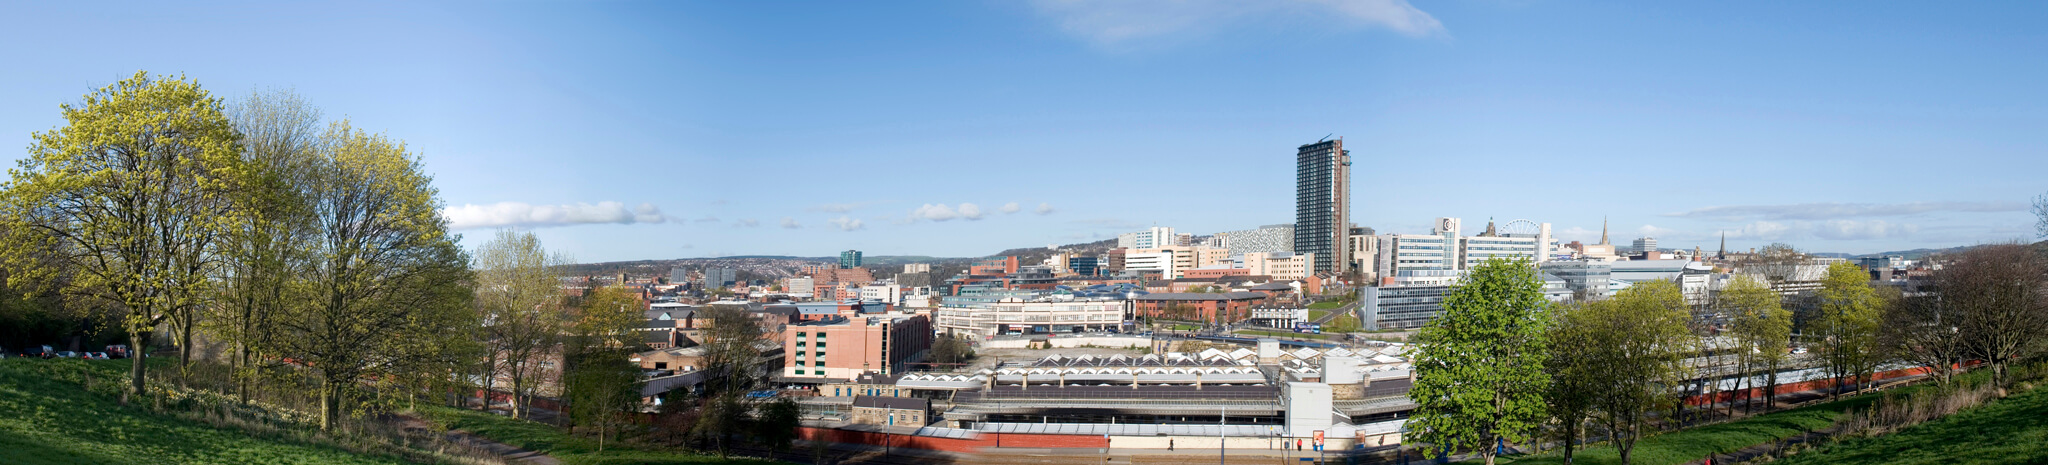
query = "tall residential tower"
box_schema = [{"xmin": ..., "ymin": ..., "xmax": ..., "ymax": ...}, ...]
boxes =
[{"xmin": 1293, "ymin": 139, "xmax": 1351, "ymax": 275}]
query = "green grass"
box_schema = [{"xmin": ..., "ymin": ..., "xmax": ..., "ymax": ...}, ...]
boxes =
[
  {"xmin": 1306, "ymin": 300, "xmax": 1348, "ymax": 310},
  {"xmin": 417, "ymin": 404, "xmax": 781, "ymax": 465},
  {"xmin": 1496, "ymin": 371, "xmax": 1990, "ymax": 465},
  {"xmin": 1771, "ymin": 382, "xmax": 2048, "ymax": 465},
  {"xmin": 1307, "ymin": 310, "xmax": 1331, "ymax": 321},
  {"xmin": 0, "ymin": 358, "xmax": 405, "ymax": 465}
]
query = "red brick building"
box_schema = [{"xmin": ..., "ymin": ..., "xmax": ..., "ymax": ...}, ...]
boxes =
[{"xmin": 1132, "ymin": 292, "xmax": 1269, "ymax": 323}]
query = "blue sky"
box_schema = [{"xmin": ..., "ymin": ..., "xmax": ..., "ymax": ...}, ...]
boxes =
[{"xmin": 4, "ymin": 1, "xmax": 2045, "ymax": 262}]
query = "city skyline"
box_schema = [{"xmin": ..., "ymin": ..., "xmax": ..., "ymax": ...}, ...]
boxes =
[{"xmin": 4, "ymin": 1, "xmax": 2046, "ymax": 261}]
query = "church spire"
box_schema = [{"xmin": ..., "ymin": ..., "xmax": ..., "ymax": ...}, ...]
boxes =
[
  {"xmin": 1718, "ymin": 231, "xmax": 1727, "ymax": 259},
  {"xmin": 1599, "ymin": 216, "xmax": 1609, "ymax": 245}
]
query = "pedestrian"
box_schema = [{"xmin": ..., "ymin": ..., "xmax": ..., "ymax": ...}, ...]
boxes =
[{"xmin": 1169, "ymin": 439, "xmax": 1174, "ymax": 451}]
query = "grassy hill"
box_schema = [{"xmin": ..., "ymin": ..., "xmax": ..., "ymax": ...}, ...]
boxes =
[
  {"xmin": 0, "ymin": 359, "xmax": 408, "ymax": 465},
  {"xmin": 1770, "ymin": 381, "xmax": 2048, "ymax": 465}
]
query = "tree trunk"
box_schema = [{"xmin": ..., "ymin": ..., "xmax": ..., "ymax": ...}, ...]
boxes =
[
  {"xmin": 320, "ymin": 381, "xmax": 333, "ymax": 431},
  {"xmin": 128, "ymin": 329, "xmax": 149, "ymax": 404}
]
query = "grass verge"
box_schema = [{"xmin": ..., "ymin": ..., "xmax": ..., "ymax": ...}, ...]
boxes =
[
  {"xmin": 1769, "ymin": 380, "xmax": 2048, "ymax": 464},
  {"xmin": 0, "ymin": 358, "xmax": 409, "ymax": 465},
  {"xmin": 1497, "ymin": 369, "xmax": 1993, "ymax": 465},
  {"xmin": 416, "ymin": 404, "xmax": 782, "ymax": 465}
]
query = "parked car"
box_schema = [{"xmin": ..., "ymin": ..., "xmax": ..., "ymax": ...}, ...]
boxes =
[
  {"xmin": 86, "ymin": 352, "xmax": 110, "ymax": 360},
  {"xmin": 105, "ymin": 344, "xmax": 130, "ymax": 359},
  {"xmin": 24, "ymin": 345, "xmax": 54, "ymax": 359},
  {"xmin": 54, "ymin": 351, "xmax": 80, "ymax": 358}
]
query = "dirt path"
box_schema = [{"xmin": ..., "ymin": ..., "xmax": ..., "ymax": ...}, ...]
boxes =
[{"xmin": 392, "ymin": 414, "xmax": 564, "ymax": 465}]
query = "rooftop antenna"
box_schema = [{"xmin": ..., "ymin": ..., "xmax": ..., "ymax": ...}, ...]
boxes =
[{"xmin": 1318, "ymin": 133, "xmax": 1333, "ymax": 143}]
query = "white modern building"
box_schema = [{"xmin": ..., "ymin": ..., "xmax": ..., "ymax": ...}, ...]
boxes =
[
  {"xmin": 1241, "ymin": 251, "xmax": 1312, "ymax": 280},
  {"xmin": 933, "ymin": 298, "xmax": 1130, "ymax": 338},
  {"xmin": 1116, "ymin": 226, "xmax": 1176, "ymax": 250}
]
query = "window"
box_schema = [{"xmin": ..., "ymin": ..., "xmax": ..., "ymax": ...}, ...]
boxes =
[
  {"xmin": 815, "ymin": 333, "xmax": 826, "ymax": 339},
  {"xmin": 796, "ymin": 341, "xmax": 806, "ymax": 347},
  {"xmin": 797, "ymin": 332, "xmax": 807, "ymax": 337},
  {"xmin": 815, "ymin": 342, "xmax": 826, "ymax": 348},
  {"xmin": 795, "ymin": 361, "xmax": 806, "ymax": 366}
]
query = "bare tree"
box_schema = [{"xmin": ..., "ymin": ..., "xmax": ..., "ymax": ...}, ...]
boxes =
[
  {"xmin": 473, "ymin": 230, "xmax": 570, "ymax": 419},
  {"xmin": 1941, "ymin": 243, "xmax": 2048, "ymax": 384},
  {"xmin": 1742, "ymin": 243, "xmax": 1806, "ymax": 291},
  {"xmin": 213, "ymin": 88, "xmax": 321, "ymax": 403},
  {"xmin": 2033, "ymin": 193, "xmax": 2048, "ymax": 238},
  {"xmin": 1881, "ymin": 290, "xmax": 1967, "ymax": 388}
]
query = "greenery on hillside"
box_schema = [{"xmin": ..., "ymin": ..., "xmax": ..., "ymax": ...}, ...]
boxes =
[
  {"xmin": 0, "ymin": 359, "xmax": 409, "ymax": 465},
  {"xmin": 1770, "ymin": 380, "xmax": 2048, "ymax": 465},
  {"xmin": 419, "ymin": 405, "xmax": 779, "ymax": 465}
]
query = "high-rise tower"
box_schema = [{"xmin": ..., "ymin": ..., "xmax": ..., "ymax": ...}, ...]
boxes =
[{"xmin": 1293, "ymin": 138, "xmax": 1351, "ymax": 274}]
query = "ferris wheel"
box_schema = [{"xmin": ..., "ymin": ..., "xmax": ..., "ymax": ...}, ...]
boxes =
[{"xmin": 1500, "ymin": 219, "xmax": 1543, "ymax": 237}]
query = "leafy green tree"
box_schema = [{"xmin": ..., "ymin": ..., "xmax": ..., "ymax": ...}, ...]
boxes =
[
  {"xmin": 574, "ymin": 286, "xmax": 647, "ymax": 352},
  {"xmin": 753, "ymin": 396, "xmax": 803, "ymax": 453},
  {"xmin": 1812, "ymin": 261, "xmax": 1884, "ymax": 398},
  {"xmin": 1723, "ymin": 275, "xmax": 1792, "ymax": 411},
  {"xmin": 1543, "ymin": 303, "xmax": 1598, "ymax": 465},
  {"xmin": 565, "ymin": 347, "xmax": 643, "ymax": 451},
  {"xmin": 0, "ymin": 71, "xmax": 243, "ymax": 400},
  {"xmin": 274, "ymin": 120, "xmax": 473, "ymax": 430},
  {"xmin": 1581, "ymin": 280, "xmax": 1693, "ymax": 465},
  {"xmin": 929, "ymin": 335, "xmax": 975, "ymax": 367},
  {"xmin": 1326, "ymin": 315, "xmax": 1362, "ymax": 334},
  {"xmin": 1408, "ymin": 258, "xmax": 1551, "ymax": 465}
]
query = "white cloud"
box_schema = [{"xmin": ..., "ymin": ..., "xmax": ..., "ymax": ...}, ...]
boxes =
[
  {"xmin": 734, "ymin": 218, "xmax": 759, "ymax": 228},
  {"xmin": 829, "ymin": 216, "xmax": 866, "ymax": 231},
  {"xmin": 1001, "ymin": 202, "xmax": 1022, "ymax": 214},
  {"xmin": 1035, "ymin": 203, "xmax": 1056, "ymax": 215},
  {"xmin": 779, "ymin": 217, "xmax": 801, "ymax": 229},
  {"xmin": 1637, "ymin": 224, "xmax": 1682, "ymax": 238},
  {"xmin": 1814, "ymin": 220, "xmax": 1918, "ymax": 241},
  {"xmin": 910, "ymin": 204, "xmax": 960, "ymax": 221},
  {"xmin": 908, "ymin": 203, "xmax": 988, "ymax": 222},
  {"xmin": 441, "ymin": 201, "xmax": 670, "ymax": 230},
  {"xmin": 1030, "ymin": 0, "xmax": 1445, "ymax": 45},
  {"xmin": 1666, "ymin": 201, "xmax": 2023, "ymax": 221}
]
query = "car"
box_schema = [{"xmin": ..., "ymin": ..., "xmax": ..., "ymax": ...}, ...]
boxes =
[
  {"xmin": 54, "ymin": 351, "xmax": 80, "ymax": 358},
  {"xmin": 86, "ymin": 352, "xmax": 109, "ymax": 360}
]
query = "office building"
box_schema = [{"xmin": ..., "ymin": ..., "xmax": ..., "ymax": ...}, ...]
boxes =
[
  {"xmin": 1294, "ymin": 139, "xmax": 1351, "ymax": 274},
  {"xmin": 668, "ymin": 267, "xmax": 688, "ymax": 285},
  {"xmin": 903, "ymin": 263, "xmax": 931, "ymax": 274},
  {"xmin": 1116, "ymin": 226, "xmax": 1176, "ymax": 250},
  {"xmin": 1540, "ymin": 259, "xmax": 1613, "ymax": 299},
  {"xmin": 702, "ymin": 267, "xmax": 737, "ymax": 290},
  {"xmin": 1242, "ymin": 251, "xmax": 1312, "ymax": 281},
  {"xmin": 840, "ymin": 250, "xmax": 863, "ymax": 268},
  {"xmin": 784, "ymin": 313, "xmax": 933, "ymax": 380},
  {"xmin": 1631, "ymin": 237, "xmax": 1658, "ymax": 256},
  {"xmin": 1067, "ymin": 256, "xmax": 1103, "ymax": 276}
]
